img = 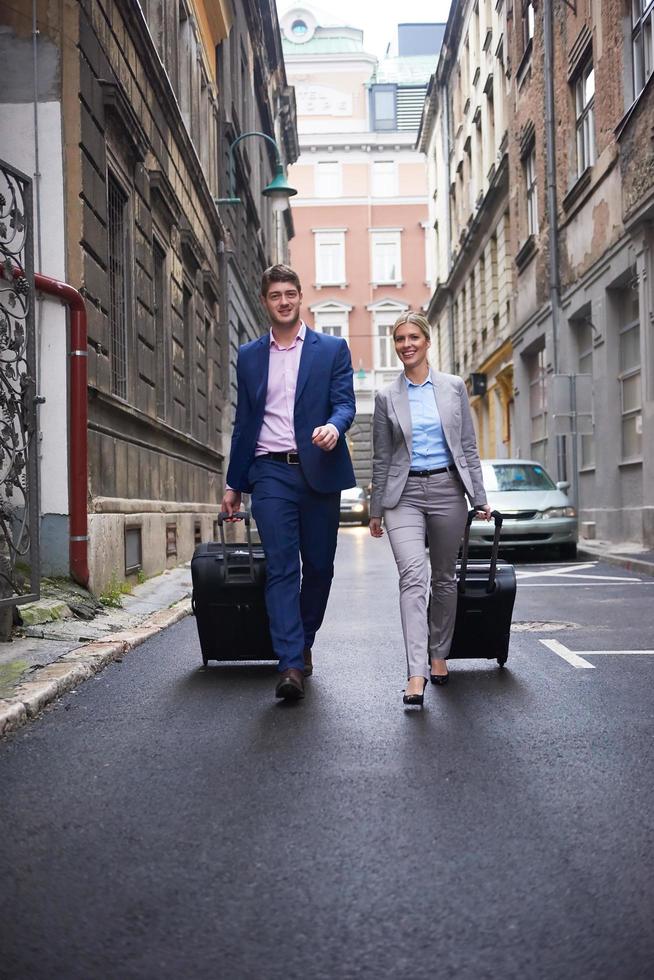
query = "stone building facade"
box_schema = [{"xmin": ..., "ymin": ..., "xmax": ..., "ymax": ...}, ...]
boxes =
[
  {"xmin": 507, "ymin": 0, "xmax": 654, "ymax": 547},
  {"xmin": 419, "ymin": 0, "xmax": 515, "ymax": 461},
  {"xmin": 0, "ymin": 0, "xmax": 297, "ymax": 592}
]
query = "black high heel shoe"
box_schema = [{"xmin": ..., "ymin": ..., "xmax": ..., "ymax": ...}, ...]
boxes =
[
  {"xmin": 430, "ymin": 662, "xmax": 449, "ymax": 685},
  {"xmin": 403, "ymin": 678, "xmax": 428, "ymax": 706}
]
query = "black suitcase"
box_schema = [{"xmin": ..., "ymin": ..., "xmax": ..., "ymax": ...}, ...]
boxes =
[
  {"xmin": 191, "ymin": 511, "xmax": 275, "ymax": 666},
  {"xmin": 448, "ymin": 510, "xmax": 517, "ymax": 667}
]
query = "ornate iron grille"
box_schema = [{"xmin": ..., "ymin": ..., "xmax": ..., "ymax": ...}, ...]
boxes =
[
  {"xmin": 108, "ymin": 174, "xmax": 128, "ymax": 400},
  {"xmin": 0, "ymin": 159, "xmax": 40, "ymax": 607}
]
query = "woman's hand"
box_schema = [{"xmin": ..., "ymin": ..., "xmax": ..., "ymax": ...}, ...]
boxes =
[
  {"xmin": 475, "ymin": 504, "xmax": 492, "ymax": 521},
  {"xmin": 369, "ymin": 517, "xmax": 384, "ymax": 538}
]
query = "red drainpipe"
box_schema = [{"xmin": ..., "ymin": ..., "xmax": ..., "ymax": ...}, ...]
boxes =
[{"xmin": 33, "ymin": 274, "xmax": 89, "ymax": 588}]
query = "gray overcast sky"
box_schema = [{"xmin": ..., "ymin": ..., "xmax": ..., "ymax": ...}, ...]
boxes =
[{"xmin": 276, "ymin": 1, "xmax": 453, "ymax": 60}]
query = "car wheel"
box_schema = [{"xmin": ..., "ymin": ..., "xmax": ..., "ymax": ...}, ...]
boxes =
[{"xmin": 558, "ymin": 542, "xmax": 577, "ymax": 561}]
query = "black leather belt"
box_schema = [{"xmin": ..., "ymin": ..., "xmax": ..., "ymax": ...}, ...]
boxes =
[
  {"xmin": 408, "ymin": 464, "xmax": 455, "ymax": 477},
  {"xmin": 260, "ymin": 451, "xmax": 300, "ymax": 464}
]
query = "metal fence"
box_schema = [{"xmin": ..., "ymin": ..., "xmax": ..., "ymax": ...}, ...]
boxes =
[{"xmin": 0, "ymin": 158, "xmax": 40, "ymax": 607}]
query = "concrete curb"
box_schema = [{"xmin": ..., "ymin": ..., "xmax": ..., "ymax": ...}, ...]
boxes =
[
  {"xmin": 0, "ymin": 597, "xmax": 192, "ymax": 737},
  {"xmin": 577, "ymin": 546, "xmax": 654, "ymax": 578}
]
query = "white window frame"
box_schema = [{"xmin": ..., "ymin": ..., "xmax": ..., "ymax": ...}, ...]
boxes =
[
  {"xmin": 315, "ymin": 160, "xmax": 342, "ymax": 198},
  {"xmin": 525, "ymin": 148, "xmax": 538, "ymax": 237},
  {"xmin": 371, "ymin": 160, "xmax": 397, "ymax": 198},
  {"xmin": 577, "ymin": 320, "xmax": 595, "ymax": 468},
  {"xmin": 618, "ymin": 298, "xmax": 642, "ymax": 461},
  {"xmin": 575, "ymin": 60, "xmax": 596, "ymax": 176},
  {"xmin": 527, "ymin": 346, "xmax": 547, "ymax": 463},
  {"xmin": 367, "ymin": 301, "xmax": 408, "ymax": 370},
  {"xmin": 370, "ymin": 229, "xmax": 402, "ymax": 285},
  {"xmin": 313, "ymin": 229, "xmax": 346, "ymax": 286},
  {"xmin": 310, "ymin": 301, "xmax": 351, "ymax": 343},
  {"xmin": 632, "ymin": 0, "xmax": 654, "ymax": 100}
]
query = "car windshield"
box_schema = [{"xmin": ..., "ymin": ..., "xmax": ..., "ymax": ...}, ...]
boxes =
[
  {"xmin": 482, "ymin": 463, "xmax": 556, "ymax": 492},
  {"xmin": 341, "ymin": 487, "xmax": 366, "ymax": 500}
]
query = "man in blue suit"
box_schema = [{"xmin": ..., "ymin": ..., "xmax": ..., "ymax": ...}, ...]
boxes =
[{"xmin": 222, "ymin": 265, "xmax": 356, "ymax": 700}]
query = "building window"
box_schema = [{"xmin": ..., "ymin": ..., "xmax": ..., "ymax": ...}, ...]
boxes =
[
  {"xmin": 371, "ymin": 230, "xmax": 402, "ymax": 284},
  {"xmin": 153, "ymin": 240, "xmax": 167, "ymax": 420},
  {"xmin": 370, "ymin": 84, "xmax": 397, "ymax": 131},
  {"xmin": 527, "ymin": 346, "xmax": 547, "ymax": 463},
  {"xmin": 314, "ymin": 231, "xmax": 346, "ymax": 285},
  {"xmin": 166, "ymin": 522, "xmax": 178, "ymax": 557},
  {"xmin": 315, "ymin": 161, "xmax": 341, "ymax": 197},
  {"xmin": 524, "ymin": 147, "xmax": 538, "ymax": 236},
  {"xmin": 374, "ymin": 313, "xmax": 403, "ymax": 370},
  {"xmin": 371, "ymin": 161, "xmax": 397, "ymax": 198},
  {"xmin": 125, "ymin": 526, "xmax": 142, "ymax": 575},
  {"xmin": 632, "ymin": 0, "xmax": 654, "ymax": 99},
  {"xmin": 618, "ymin": 287, "xmax": 642, "ymax": 460},
  {"xmin": 107, "ymin": 173, "xmax": 129, "ymax": 400},
  {"xmin": 194, "ymin": 521, "xmax": 202, "ymax": 546},
  {"xmin": 577, "ymin": 320, "xmax": 595, "ymax": 468},
  {"xmin": 522, "ymin": 0, "xmax": 535, "ymax": 52},
  {"xmin": 177, "ymin": 1, "xmax": 192, "ymax": 131},
  {"xmin": 575, "ymin": 60, "xmax": 595, "ymax": 175},
  {"xmin": 313, "ymin": 306, "xmax": 349, "ymax": 341}
]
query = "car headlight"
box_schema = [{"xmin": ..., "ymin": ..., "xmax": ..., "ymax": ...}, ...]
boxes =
[
  {"xmin": 541, "ymin": 507, "xmax": 577, "ymax": 519},
  {"xmin": 352, "ymin": 504, "xmax": 365, "ymax": 512}
]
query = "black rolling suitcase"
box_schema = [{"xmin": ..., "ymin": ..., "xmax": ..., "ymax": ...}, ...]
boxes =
[
  {"xmin": 191, "ymin": 511, "xmax": 275, "ymax": 666},
  {"xmin": 448, "ymin": 510, "xmax": 517, "ymax": 667}
]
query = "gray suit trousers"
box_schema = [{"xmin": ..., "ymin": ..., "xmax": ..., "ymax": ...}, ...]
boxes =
[{"xmin": 384, "ymin": 470, "xmax": 468, "ymax": 679}]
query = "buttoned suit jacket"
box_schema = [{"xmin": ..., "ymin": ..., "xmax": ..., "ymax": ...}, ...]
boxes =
[
  {"xmin": 225, "ymin": 327, "xmax": 356, "ymax": 495},
  {"xmin": 370, "ymin": 367, "xmax": 487, "ymax": 519}
]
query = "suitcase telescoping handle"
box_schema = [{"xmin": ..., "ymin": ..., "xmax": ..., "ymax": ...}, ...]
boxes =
[
  {"xmin": 458, "ymin": 509, "xmax": 504, "ymax": 594},
  {"xmin": 216, "ymin": 511, "xmax": 255, "ymax": 583}
]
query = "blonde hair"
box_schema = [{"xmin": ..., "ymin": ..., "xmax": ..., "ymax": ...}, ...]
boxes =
[{"xmin": 392, "ymin": 311, "xmax": 431, "ymax": 342}]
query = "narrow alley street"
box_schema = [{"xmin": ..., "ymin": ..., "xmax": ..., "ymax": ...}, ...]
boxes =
[{"xmin": 1, "ymin": 529, "xmax": 653, "ymax": 979}]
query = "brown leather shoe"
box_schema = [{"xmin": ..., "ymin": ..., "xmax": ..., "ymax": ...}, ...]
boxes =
[
  {"xmin": 303, "ymin": 647, "xmax": 313, "ymax": 677},
  {"xmin": 275, "ymin": 668, "xmax": 305, "ymax": 700}
]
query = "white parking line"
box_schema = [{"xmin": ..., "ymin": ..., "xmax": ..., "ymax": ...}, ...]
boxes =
[
  {"xmin": 540, "ymin": 638, "xmax": 595, "ymax": 668},
  {"xmin": 540, "ymin": 638, "xmax": 654, "ymax": 667}
]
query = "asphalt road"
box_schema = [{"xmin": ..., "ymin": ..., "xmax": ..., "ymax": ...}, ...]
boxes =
[{"xmin": 1, "ymin": 529, "xmax": 654, "ymax": 980}]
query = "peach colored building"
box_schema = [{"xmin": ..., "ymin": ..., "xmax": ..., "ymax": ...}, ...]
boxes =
[{"xmin": 279, "ymin": 6, "xmax": 444, "ymax": 483}]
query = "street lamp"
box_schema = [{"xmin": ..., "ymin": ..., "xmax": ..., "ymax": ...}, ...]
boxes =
[{"xmin": 215, "ymin": 131, "xmax": 297, "ymax": 212}]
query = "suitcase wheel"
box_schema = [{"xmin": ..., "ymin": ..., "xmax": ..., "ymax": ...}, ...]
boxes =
[
  {"xmin": 202, "ymin": 653, "xmax": 209, "ymax": 667},
  {"xmin": 497, "ymin": 656, "xmax": 507, "ymax": 668}
]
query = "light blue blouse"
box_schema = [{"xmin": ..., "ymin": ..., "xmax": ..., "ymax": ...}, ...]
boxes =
[{"xmin": 405, "ymin": 376, "xmax": 454, "ymax": 470}]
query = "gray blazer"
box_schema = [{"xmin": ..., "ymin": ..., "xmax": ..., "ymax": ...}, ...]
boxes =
[{"xmin": 370, "ymin": 368, "xmax": 487, "ymax": 519}]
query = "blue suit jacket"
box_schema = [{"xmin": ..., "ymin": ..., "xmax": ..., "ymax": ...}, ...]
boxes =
[{"xmin": 226, "ymin": 327, "xmax": 357, "ymax": 494}]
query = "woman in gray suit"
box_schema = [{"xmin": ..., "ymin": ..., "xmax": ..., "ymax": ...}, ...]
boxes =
[{"xmin": 369, "ymin": 312, "xmax": 491, "ymax": 705}]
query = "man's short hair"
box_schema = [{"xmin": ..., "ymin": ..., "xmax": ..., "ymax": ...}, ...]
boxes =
[{"xmin": 261, "ymin": 264, "xmax": 301, "ymax": 297}]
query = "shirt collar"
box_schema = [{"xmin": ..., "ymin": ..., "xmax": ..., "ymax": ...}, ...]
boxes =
[
  {"xmin": 269, "ymin": 320, "xmax": 306, "ymax": 350},
  {"xmin": 404, "ymin": 372, "xmax": 432, "ymax": 389}
]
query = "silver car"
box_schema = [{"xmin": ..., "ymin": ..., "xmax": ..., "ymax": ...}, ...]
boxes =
[{"xmin": 468, "ymin": 459, "xmax": 578, "ymax": 559}]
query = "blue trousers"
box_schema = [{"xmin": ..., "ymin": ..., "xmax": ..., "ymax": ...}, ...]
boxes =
[{"xmin": 249, "ymin": 458, "xmax": 341, "ymax": 673}]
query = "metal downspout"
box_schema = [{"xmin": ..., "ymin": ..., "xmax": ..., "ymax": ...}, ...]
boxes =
[
  {"xmin": 33, "ymin": 274, "xmax": 89, "ymax": 587},
  {"xmin": 543, "ymin": 0, "xmax": 566, "ymax": 481},
  {"xmin": 443, "ymin": 76, "xmax": 456, "ymax": 373}
]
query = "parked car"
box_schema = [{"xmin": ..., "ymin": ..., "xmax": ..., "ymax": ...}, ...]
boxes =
[
  {"xmin": 340, "ymin": 486, "xmax": 370, "ymax": 525},
  {"xmin": 468, "ymin": 459, "xmax": 578, "ymax": 559}
]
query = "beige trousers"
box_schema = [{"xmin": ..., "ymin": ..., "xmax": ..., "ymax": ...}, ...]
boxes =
[{"xmin": 384, "ymin": 470, "xmax": 468, "ymax": 679}]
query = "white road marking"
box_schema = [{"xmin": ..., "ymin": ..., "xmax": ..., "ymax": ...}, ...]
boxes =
[
  {"xmin": 516, "ymin": 563, "xmax": 597, "ymax": 579},
  {"xmin": 540, "ymin": 638, "xmax": 596, "ymax": 668},
  {"xmin": 519, "ymin": 581, "xmax": 649, "ymax": 587},
  {"xmin": 540, "ymin": 638, "xmax": 654, "ymax": 667}
]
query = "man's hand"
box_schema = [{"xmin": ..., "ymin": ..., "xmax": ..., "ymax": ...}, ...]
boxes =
[
  {"xmin": 221, "ymin": 489, "xmax": 242, "ymax": 520},
  {"xmin": 312, "ymin": 424, "xmax": 339, "ymax": 452},
  {"xmin": 369, "ymin": 517, "xmax": 384, "ymax": 538},
  {"xmin": 475, "ymin": 504, "xmax": 492, "ymax": 521}
]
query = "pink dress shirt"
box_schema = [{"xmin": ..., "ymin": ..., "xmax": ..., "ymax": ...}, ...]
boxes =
[
  {"xmin": 255, "ymin": 322, "xmax": 306, "ymax": 455},
  {"xmin": 225, "ymin": 321, "xmax": 339, "ymax": 492}
]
